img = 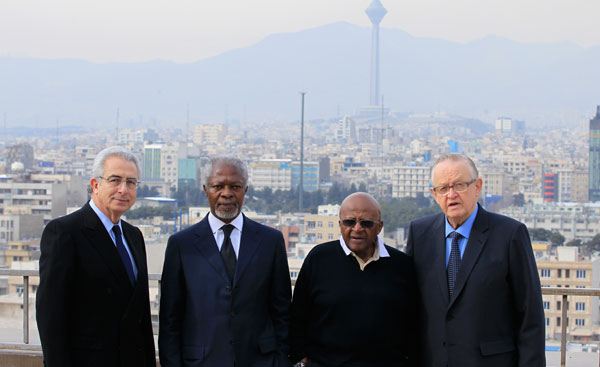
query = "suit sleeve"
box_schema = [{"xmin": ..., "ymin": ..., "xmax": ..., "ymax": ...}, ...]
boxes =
[
  {"xmin": 405, "ymin": 221, "xmax": 415, "ymax": 257},
  {"xmin": 36, "ymin": 220, "xmax": 75, "ymax": 367},
  {"xmin": 135, "ymin": 228, "xmax": 158, "ymax": 366},
  {"xmin": 158, "ymin": 235, "xmax": 186, "ymax": 367},
  {"xmin": 508, "ymin": 224, "xmax": 546, "ymax": 367},
  {"xmin": 269, "ymin": 232, "xmax": 292, "ymax": 366}
]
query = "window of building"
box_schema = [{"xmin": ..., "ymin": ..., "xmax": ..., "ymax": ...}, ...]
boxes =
[
  {"xmin": 576, "ymin": 270, "xmax": 587, "ymax": 279},
  {"xmin": 557, "ymin": 301, "xmax": 561, "ymax": 310},
  {"xmin": 317, "ymin": 233, "xmax": 323, "ymax": 240},
  {"xmin": 545, "ymin": 318, "xmax": 550, "ymax": 326},
  {"xmin": 543, "ymin": 301, "xmax": 550, "ymax": 310},
  {"xmin": 565, "ymin": 269, "xmax": 570, "ymax": 278},
  {"xmin": 541, "ymin": 269, "xmax": 551, "ymax": 278},
  {"xmin": 307, "ymin": 221, "xmax": 316, "ymax": 229},
  {"xmin": 556, "ymin": 317, "xmax": 561, "ymax": 327},
  {"xmin": 328, "ymin": 234, "xmax": 333, "ymax": 240},
  {"xmin": 317, "ymin": 222, "xmax": 323, "ymax": 228},
  {"xmin": 575, "ymin": 319, "xmax": 585, "ymax": 326},
  {"xmin": 557, "ymin": 269, "xmax": 562, "ymax": 278},
  {"xmin": 575, "ymin": 302, "xmax": 585, "ymax": 311}
]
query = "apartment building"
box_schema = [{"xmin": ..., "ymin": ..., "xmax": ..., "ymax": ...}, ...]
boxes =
[
  {"xmin": 391, "ymin": 165, "xmax": 430, "ymax": 198},
  {"xmin": 537, "ymin": 247, "xmax": 600, "ymax": 342}
]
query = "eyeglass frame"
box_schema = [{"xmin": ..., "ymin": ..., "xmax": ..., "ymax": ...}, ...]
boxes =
[
  {"xmin": 431, "ymin": 178, "xmax": 477, "ymax": 196},
  {"xmin": 98, "ymin": 175, "xmax": 140, "ymax": 189}
]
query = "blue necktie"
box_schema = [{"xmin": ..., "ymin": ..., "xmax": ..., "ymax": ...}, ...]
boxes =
[
  {"xmin": 112, "ymin": 225, "xmax": 135, "ymax": 285},
  {"xmin": 447, "ymin": 231, "xmax": 462, "ymax": 299}
]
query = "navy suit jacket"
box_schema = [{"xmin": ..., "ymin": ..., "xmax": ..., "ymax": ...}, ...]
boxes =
[
  {"xmin": 406, "ymin": 205, "xmax": 545, "ymax": 367},
  {"xmin": 36, "ymin": 202, "xmax": 156, "ymax": 367},
  {"xmin": 159, "ymin": 214, "xmax": 291, "ymax": 367}
]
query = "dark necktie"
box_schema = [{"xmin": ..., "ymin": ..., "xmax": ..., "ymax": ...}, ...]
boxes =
[
  {"xmin": 220, "ymin": 224, "xmax": 237, "ymax": 282},
  {"xmin": 447, "ymin": 231, "xmax": 462, "ymax": 299},
  {"xmin": 112, "ymin": 225, "xmax": 135, "ymax": 285}
]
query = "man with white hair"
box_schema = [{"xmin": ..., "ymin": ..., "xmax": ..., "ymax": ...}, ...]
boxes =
[
  {"xmin": 36, "ymin": 146, "xmax": 155, "ymax": 367},
  {"xmin": 159, "ymin": 156, "xmax": 291, "ymax": 367},
  {"xmin": 407, "ymin": 153, "xmax": 544, "ymax": 367}
]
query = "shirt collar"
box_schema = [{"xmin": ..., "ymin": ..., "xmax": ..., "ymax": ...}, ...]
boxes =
[
  {"xmin": 339, "ymin": 234, "xmax": 390, "ymax": 258},
  {"xmin": 445, "ymin": 204, "xmax": 478, "ymax": 239},
  {"xmin": 208, "ymin": 211, "xmax": 244, "ymax": 234},
  {"xmin": 89, "ymin": 199, "xmax": 122, "ymax": 233}
]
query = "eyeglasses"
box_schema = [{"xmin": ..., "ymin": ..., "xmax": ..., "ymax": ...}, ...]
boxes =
[
  {"xmin": 99, "ymin": 176, "xmax": 139, "ymax": 189},
  {"xmin": 340, "ymin": 219, "xmax": 380, "ymax": 229},
  {"xmin": 432, "ymin": 178, "xmax": 477, "ymax": 196}
]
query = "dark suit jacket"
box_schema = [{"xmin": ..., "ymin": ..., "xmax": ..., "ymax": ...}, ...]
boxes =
[
  {"xmin": 36, "ymin": 202, "xmax": 156, "ymax": 367},
  {"xmin": 406, "ymin": 205, "xmax": 545, "ymax": 367},
  {"xmin": 158, "ymin": 214, "xmax": 291, "ymax": 367}
]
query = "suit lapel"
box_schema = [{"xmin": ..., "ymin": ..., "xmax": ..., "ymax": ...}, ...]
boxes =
[
  {"xmin": 122, "ymin": 222, "xmax": 145, "ymax": 279},
  {"xmin": 234, "ymin": 216, "xmax": 261, "ymax": 286},
  {"xmin": 193, "ymin": 217, "xmax": 231, "ymax": 284},
  {"xmin": 431, "ymin": 214, "xmax": 450, "ymax": 303},
  {"xmin": 81, "ymin": 203, "xmax": 133, "ymax": 290},
  {"xmin": 448, "ymin": 205, "xmax": 489, "ymax": 308}
]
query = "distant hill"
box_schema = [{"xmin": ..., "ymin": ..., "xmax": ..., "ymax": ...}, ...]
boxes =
[{"xmin": 1, "ymin": 21, "xmax": 598, "ymax": 129}]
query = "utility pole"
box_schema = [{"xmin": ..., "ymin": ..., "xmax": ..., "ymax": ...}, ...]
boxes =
[{"xmin": 299, "ymin": 92, "xmax": 306, "ymax": 212}]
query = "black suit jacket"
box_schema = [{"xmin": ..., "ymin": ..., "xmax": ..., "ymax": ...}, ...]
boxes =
[
  {"xmin": 158, "ymin": 214, "xmax": 291, "ymax": 367},
  {"xmin": 406, "ymin": 205, "xmax": 545, "ymax": 367},
  {"xmin": 36, "ymin": 202, "xmax": 156, "ymax": 367}
]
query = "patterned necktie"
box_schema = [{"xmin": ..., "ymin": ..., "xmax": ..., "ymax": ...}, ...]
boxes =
[
  {"xmin": 112, "ymin": 225, "xmax": 135, "ymax": 285},
  {"xmin": 220, "ymin": 224, "xmax": 237, "ymax": 282},
  {"xmin": 447, "ymin": 231, "xmax": 462, "ymax": 299}
]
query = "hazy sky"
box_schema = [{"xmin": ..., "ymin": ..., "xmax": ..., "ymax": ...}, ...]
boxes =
[{"xmin": 1, "ymin": 0, "xmax": 599, "ymax": 63}]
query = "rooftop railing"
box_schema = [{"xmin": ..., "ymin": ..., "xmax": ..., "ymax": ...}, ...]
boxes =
[{"xmin": 0, "ymin": 269, "xmax": 599, "ymax": 367}]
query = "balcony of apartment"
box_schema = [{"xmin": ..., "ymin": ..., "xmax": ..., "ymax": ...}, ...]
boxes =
[{"xmin": 0, "ymin": 269, "xmax": 599, "ymax": 367}]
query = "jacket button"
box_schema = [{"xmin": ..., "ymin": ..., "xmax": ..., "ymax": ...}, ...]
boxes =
[{"xmin": 226, "ymin": 286, "xmax": 231, "ymax": 291}]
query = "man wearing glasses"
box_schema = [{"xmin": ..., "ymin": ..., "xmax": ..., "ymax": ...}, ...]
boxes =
[
  {"xmin": 406, "ymin": 153, "xmax": 544, "ymax": 367},
  {"xmin": 290, "ymin": 192, "xmax": 418, "ymax": 367},
  {"xmin": 37, "ymin": 146, "xmax": 156, "ymax": 367}
]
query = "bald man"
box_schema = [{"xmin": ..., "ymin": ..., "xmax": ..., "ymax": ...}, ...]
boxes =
[{"xmin": 290, "ymin": 192, "xmax": 418, "ymax": 367}]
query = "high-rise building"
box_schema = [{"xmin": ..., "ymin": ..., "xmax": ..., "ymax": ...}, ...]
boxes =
[
  {"xmin": 589, "ymin": 106, "xmax": 600, "ymax": 202},
  {"xmin": 365, "ymin": 0, "xmax": 387, "ymax": 106},
  {"xmin": 143, "ymin": 144, "xmax": 162, "ymax": 180},
  {"xmin": 336, "ymin": 116, "xmax": 357, "ymax": 143}
]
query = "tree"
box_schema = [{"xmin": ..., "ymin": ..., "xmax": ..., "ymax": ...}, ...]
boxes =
[
  {"xmin": 529, "ymin": 228, "xmax": 552, "ymax": 242},
  {"xmin": 583, "ymin": 234, "xmax": 600, "ymax": 253},
  {"xmin": 512, "ymin": 193, "xmax": 525, "ymax": 207},
  {"xmin": 565, "ymin": 239, "xmax": 582, "ymax": 247},
  {"xmin": 550, "ymin": 231, "xmax": 565, "ymax": 246}
]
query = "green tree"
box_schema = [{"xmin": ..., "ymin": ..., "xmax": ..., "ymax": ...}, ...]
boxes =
[
  {"xmin": 583, "ymin": 234, "xmax": 600, "ymax": 253},
  {"xmin": 512, "ymin": 193, "xmax": 525, "ymax": 207},
  {"xmin": 550, "ymin": 231, "xmax": 565, "ymax": 246},
  {"xmin": 529, "ymin": 228, "xmax": 552, "ymax": 241}
]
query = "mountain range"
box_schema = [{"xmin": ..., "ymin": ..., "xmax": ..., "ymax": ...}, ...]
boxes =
[{"xmin": 1, "ymin": 21, "xmax": 599, "ymax": 130}]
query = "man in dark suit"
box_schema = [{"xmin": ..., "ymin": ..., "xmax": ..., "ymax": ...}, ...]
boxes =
[
  {"xmin": 159, "ymin": 157, "xmax": 291, "ymax": 367},
  {"xmin": 406, "ymin": 153, "xmax": 545, "ymax": 367},
  {"xmin": 290, "ymin": 192, "xmax": 418, "ymax": 367},
  {"xmin": 36, "ymin": 146, "xmax": 155, "ymax": 367}
]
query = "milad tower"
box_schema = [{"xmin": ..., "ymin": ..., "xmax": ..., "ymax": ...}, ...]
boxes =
[{"xmin": 365, "ymin": 0, "xmax": 387, "ymax": 106}]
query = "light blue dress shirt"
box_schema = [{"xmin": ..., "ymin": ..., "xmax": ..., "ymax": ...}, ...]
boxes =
[
  {"xmin": 89, "ymin": 199, "xmax": 138, "ymax": 278},
  {"xmin": 444, "ymin": 204, "xmax": 478, "ymax": 268}
]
